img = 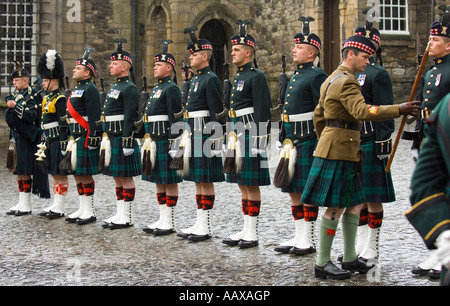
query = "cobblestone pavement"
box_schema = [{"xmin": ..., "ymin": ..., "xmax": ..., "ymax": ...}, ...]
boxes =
[{"xmin": 0, "ymin": 120, "xmax": 440, "ymax": 287}]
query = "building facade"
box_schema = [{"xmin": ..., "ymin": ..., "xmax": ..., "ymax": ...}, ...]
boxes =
[{"xmin": 0, "ymin": 0, "xmax": 449, "ymax": 143}]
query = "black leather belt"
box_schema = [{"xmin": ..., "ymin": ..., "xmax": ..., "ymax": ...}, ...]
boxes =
[{"xmin": 325, "ymin": 119, "xmax": 361, "ymax": 131}]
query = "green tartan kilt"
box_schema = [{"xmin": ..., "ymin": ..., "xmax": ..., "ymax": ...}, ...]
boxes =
[
  {"xmin": 226, "ymin": 133, "xmax": 271, "ymax": 186},
  {"xmin": 300, "ymin": 157, "xmax": 365, "ymax": 208},
  {"xmin": 43, "ymin": 139, "xmax": 69, "ymax": 176},
  {"xmin": 15, "ymin": 136, "xmax": 35, "ymax": 176},
  {"xmin": 142, "ymin": 138, "xmax": 183, "ymax": 184},
  {"xmin": 184, "ymin": 132, "xmax": 224, "ymax": 183},
  {"xmin": 103, "ymin": 135, "xmax": 142, "ymax": 178},
  {"xmin": 360, "ymin": 140, "xmax": 396, "ymax": 203},
  {"xmin": 281, "ymin": 138, "xmax": 317, "ymax": 194},
  {"xmin": 73, "ymin": 136, "xmax": 100, "ymax": 176}
]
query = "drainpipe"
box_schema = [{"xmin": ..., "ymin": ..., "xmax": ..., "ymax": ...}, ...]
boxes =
[{"xmin": 130, "ymin": 0, "xmax": 137, "ymax": 59}]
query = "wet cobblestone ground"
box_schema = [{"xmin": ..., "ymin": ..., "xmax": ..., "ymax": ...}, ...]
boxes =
[{"xmin": 0, "ymin": 120, "xmax": 440, "ymax": 287}]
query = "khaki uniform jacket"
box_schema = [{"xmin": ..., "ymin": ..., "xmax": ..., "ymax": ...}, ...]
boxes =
[{"xmin": 314, "ymin": 65, "xmax": 400, "ymax": 162}]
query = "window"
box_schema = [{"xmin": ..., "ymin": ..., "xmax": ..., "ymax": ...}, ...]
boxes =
[
  {"xmin": 0, "ymin": 1, "xmax": 37, "ymax": 93},
  {"xmin": 379, "ymin": 0, "xmax": 409, "ymax": 35}
]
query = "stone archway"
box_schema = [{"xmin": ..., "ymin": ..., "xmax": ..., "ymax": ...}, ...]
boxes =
[{"xmin": 199, "ymin": 19, "xmax": 232, "ymax": 82}]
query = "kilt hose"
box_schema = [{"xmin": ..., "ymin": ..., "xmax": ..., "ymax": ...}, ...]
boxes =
[
  {"xmin": 184, "ymin": 132, "xmax": 224, "ymax": 183},
  {"xmin": 102, "ymin": 135, "xmax": 142, "ymax": 178},
  {"xmin": 142, "ymin": 138, "xmax": 182, "ymax": 184},
  {"xmin": 359, "ymin": 140, "xmax": 396, "ymax": 203},
  {"xmin": 301, "ymin": 157, "xmax": 365, "ymax": 208},
  {"xmin": 15, "ymin": 136, "xmax": 36, "ymax": 176},
  {"xmin": 42, "ymin": 139, "xmax": 69, "ymax": 176},
  {"xmin": 281, "ymin": 138, "xmax": 317, "ymax": 194},
  {"xmin": 73, "ymin": 135, "xmax": 100, "ymax": 176},
  {"xmin": 226, "ymin": 133, "xmax": 271, "ymax": 187}
]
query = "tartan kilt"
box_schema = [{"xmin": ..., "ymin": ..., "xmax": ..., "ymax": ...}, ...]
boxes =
[
  {"xmin": 184, "ymin": 132, "xmax": 224, "ymax": 183},
  {"xmin": 14, "ymin": 136, "xmax": 35, "ymax": 176},
  {"xmin": 103, "ymin": 135, "xmax": 142, "ymax": 178},
  {"xmin": 73, "ymin": 136, "xmax": 100, "ymax": 176},
  {"xmin": 42, "ymin": 139, "xmax": 69, "ymax": 176},
  {"xmin": 142, "ymin": 138, "xmax": 182, "ymax": 184},
  {"xmin": 360, "ymin": 140, "xmax": 396, "ymax": 203},
  {"xmin": 281, "ymin": 138, "xmax": 317, "ymax": 194},
  {"xmin": 300, "ymin": 157, "xmax": 365, "ymax": 208},
  {"xmin": 226, "ymin": 133, "xmax": 271, "ymax": 186}
]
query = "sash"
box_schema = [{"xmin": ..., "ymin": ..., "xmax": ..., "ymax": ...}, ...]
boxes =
[{"xmin": 67, "ymin": 96, "xmax": 90, "ymax": 147}]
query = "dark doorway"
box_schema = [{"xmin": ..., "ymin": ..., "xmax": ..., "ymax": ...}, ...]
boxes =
[
  {"xmin": 323, "ymin": 0, "xmax": 341, "ymax": 75},
  {"xmin": 199, "ymin": 19, "xmax": 229, "ymax": 82}
]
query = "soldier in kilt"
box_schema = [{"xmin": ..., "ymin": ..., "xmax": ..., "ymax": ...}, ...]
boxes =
[
  {"xmin": 175, "ymin": 28, "xmax": 225, "ymax": 242},
  {"xmin": 5, "ymin": 63, "xmax": 48, "ymax": 216},
  {"xmin": 101, "ymin": 39, "xmax": 141, "ymax": 229},
  {"xmin": 64, "ymin": 49, "xmax": 102, "ymax": 225},
  {"xmin": 301, "ymin": 35, "xmax": 422, "ymax": 279},
  {"xmin": 273, "ymin": 25, "xmax": 327, "ymax": 255},
  {"xmin": 409, "ymin": 13, "xmax": 450, "ymax": 279},
  {"xmin": 350, "ymin": 26, "xmax": 396, "ymax": 262},
  {"xmin": 36, "ymin": 50, "xmax": 70, "ymax": 219},
  {"xmin": 406, "ymin": 93, "xmax": 450, "ymax": 286},
  {"xmin": 222, "ymin": 22, "xmax": 272, "ymax": 249},
  {"xmin": 141, "ymin": 40, "xmax": 183, "ymax": 235}
]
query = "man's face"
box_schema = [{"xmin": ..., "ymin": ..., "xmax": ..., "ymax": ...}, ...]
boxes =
[
  {"xmin": 42, "ymin": 78, "xmax": 58, "ymax": 92},
  {"xmin": 13, "ymin": 77, "xmax": 29, "ymax": 91},
  {"xmin": 292, "ymin": 43, "xmax": 314, "ymax": 65},
  {"xmin": 351, "ymin": 50, "xmax": 371, "ymax": 72},
  {"xmin": 189, "ymin": 51, "xmax": 207, "ymax": 70},
  {"xmin": 231, "ymin": 45, "xmax": 250, "ymax": 66},
  {"xmin": 153, "ymin": 61, "xmax": 172, "ymax": 79},
  {"xmin": 428, "ymin": 35, "xmax": 450, "ymax": 59},
  {"xmin": 72, "ymin": 65, "xmax": 90, "ymax": 81}
]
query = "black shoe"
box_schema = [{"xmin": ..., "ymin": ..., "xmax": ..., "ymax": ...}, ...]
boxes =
[
  {"xmin": 39, "ymin": 210, "xmax": 49, "ymax": 216},
  {"xmin": 274, "ymin": 245, "xmax": 292, "ymax": 253},
  {"xmin": 222, "ymin": 238, "xmax": 240, "ymax": 246},
  {"xmin": 188, "ymin": 234, "xmax": 211, "ymax": 242},
  {"xmin": 6, "ymin": 210, "xmax": 18, "ymax": 216},
  {"xmin": 102, "ymin": 222, "xmax": 111, "ymax": 228},
  {"xmin": 143, "ymin": 227, "xmax": 155, "ymax": 233},
  {"xmin": 45, "ymin": 211, "xmax": 64, "ymax": 219},
  {"xmin": 314, "ymin": 261, "xmax": 351, "ymax": 280},
  {"xmin": 76, "ymin": 216, "xmax": 97, "ymax": 225},
  {"xmin": 411, "ymin": 266, "xmax": 430, "ymax": 276},
  {"xmin": 177, "ymin": 231, "xmax": 191, "ymax": 239},
  {"xmin": 342, "ymin": 257, "xmax": 374, "ymax": 274},
  {"xmin": 108, "ymin": 222, "xmax": 132, "ymax": 229},
  {"xmin": 428, "ymin": 269, "xmax": 441, "ymax": 279},
  {"xmin": 15, "ymin": 210, "xmax": 31, "ymax": 216},
  {"xmin": 289, "ymin": 246, "xmax": 316, "ymax": 255},
  {"xmin": 238, "ymin": 239, "xmax": 258, "ymax": 248},
  {"xmin": 153, "ymin": 228, "xmax": 174, "ymax": 236}
]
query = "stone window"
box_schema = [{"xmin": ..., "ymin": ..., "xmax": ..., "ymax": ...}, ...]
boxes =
[
  {"xmin": 379, "ymin": 0, "xmax": 409, "ymax": 35},
  {"xmin": 0, "ymin": 0, "xmax": 37, "ymax": 92}
]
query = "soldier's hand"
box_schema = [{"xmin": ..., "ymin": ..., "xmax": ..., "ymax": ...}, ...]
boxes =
[{"xmin": 398, "ymin": 101, "xmax": 421, "ymax": 116}]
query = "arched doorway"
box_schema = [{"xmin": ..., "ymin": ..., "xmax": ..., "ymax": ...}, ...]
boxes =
[{"xmin": 199, "ymin": 19, "xmax": 230, "ymax": 82}]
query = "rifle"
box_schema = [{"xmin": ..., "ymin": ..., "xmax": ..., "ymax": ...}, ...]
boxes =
[
  {"xmin": 134, "ymin": 60, "xmax": 150, "ymax": 136},
  {"xmin": 216, "ymin": 44, "xmax": 231, "ymax": 120},
  {"xmin": 385, "ymin": 40, "xmax": 430, "ymax": 173},
  {"xmin": 97, "ymin": 65, "xmax": 106, "ymax": 108},
  {"xmin": 174, "ymin": 51, "xmax": 190, "ymax": 120},
  {"xmin": 270, "ymin": 37, "xmax": 288, "ymax": 116}
]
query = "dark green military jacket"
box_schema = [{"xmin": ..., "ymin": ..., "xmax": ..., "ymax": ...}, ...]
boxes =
[
  {"xmin": 102, "ymin": 76, "xmax": 140, "ymax": 148},
  {"xmin": 356, "ymin": 57, "xmax": 395, "ymax": 155},
  {"xmin": 41, "ymin": 89, "xmax": 68, "ymax": 141},
  {"xmin": 144, "ymin": 76, "xmax": 182, "ymax": 139},
  {"xmin": 185, "ymin": 66, "xmax": 224, "ymax": 125},
  {"xmin": 5, "ymin": 86, "xmax": 42, "ymax": 142},
  {"xmin": 406, "ymin": 93, "xmax": 450, "ymax": 249},
  {"xmin": 67, "ymin": 79, "xmax": 101, "ymax": 142},
  {"xmin": 422, "ymin": 53, "xmax": 450, "ymax": 114},
  {"xmin": 281, "ymin": 62, "xmax": 327, "ymax": 143}
]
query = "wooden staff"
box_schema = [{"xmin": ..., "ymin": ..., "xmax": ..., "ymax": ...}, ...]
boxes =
[{"xmin": 385, "ymin": 41, "xmax": 431, "ymax": 173}]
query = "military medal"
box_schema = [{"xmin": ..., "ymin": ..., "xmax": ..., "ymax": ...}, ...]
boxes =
[
  {"xmin": 435, "ymin": 74, "xmax": 441, "ymax": 87},
  {"xmin": 153, "ymin": 89, "xmax": 162, "ymax": 98},
  {"xmin": 194, "ymin": 82, "xmax": 199, "ymax": 92},
  {"xmin": 357, "ymin": 74, "xmax": 366, "ymax": 86},
  {"xmin": 237, "ymin": 80, "xmax": 245, "ymax": 91}
]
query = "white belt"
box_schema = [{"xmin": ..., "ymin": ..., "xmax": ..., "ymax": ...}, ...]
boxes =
[
  {"xmin": 68, "ymin": 116, "xmax": 88, "ymax": 124},
  {"xmin": 145, "ymin": 115, "xmax": 169, "ymax": 122},
  {"xmin": 102, "ymin": 115, "xmax": 125, "ymax": 122},
  {"xmin": 41, "ymin": 122, "xmax": 59, "ymax": 130},
  {"xmin": 235, "ymin": 107, "xmax": 254, "ymax": 117},
  {"xmin": 185, "ymin": 110, "xmax": 210, "ymax": 119},
  {"xmin": 282, "ymin": 111, "xmax": 314, "ymax": 123}
]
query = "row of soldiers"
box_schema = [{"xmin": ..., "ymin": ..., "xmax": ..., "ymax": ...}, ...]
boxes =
[{"xmin": 4, "ymin": 14, "xmax": 450, "ymax": 283}]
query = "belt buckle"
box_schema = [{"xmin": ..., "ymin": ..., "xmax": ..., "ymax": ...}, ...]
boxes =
[
  {"xmin": 282, "ymin": 114, "xmax": 290, "ymax": 123},
  {"xmin": 101, "ymin": 115, "xmax": 106, "ymax": 123},
  {"xmin": 183, "ymin": 111, "xmax": 189, "ymax": 119},
  {"xmin": 229, "ymin": 109, "xmax": 236, "ymax": 118},
  {"xmin": 143, "ymin": 114, "xmax": 148, "ymax": 123}
]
